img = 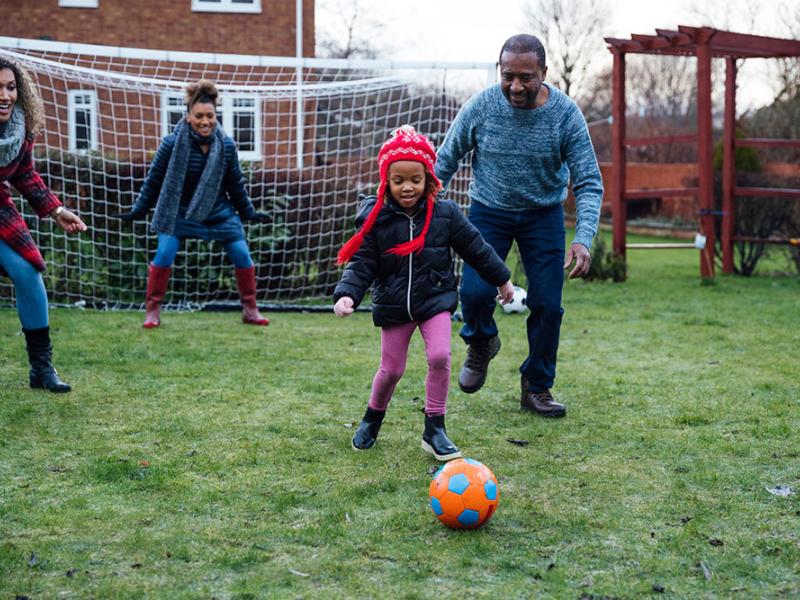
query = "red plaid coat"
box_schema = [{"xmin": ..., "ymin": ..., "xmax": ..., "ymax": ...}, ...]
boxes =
[{"xmin": 0, "ymin": 135, "xmax": 61, "ymax": 273}]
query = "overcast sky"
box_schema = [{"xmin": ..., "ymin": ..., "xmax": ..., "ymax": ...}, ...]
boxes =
[{"xmin": 316, "ymin": 0, "xmax": 798, "ymax": 110}]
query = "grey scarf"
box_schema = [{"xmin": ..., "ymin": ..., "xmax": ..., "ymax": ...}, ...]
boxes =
[
  {"xmin": 150, "ymin": 118, "xmax": 226, "ymax": 235},
  {"xmin": 0, "ymin": 106, "xmax": 25, "ymax": 167}
]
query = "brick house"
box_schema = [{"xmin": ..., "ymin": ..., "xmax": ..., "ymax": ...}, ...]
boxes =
[
  {"xmin": 1, "ymin": 0, "xmax": 314, "ymax": 57},
  {"xmin": 0, "ymin": 0, "xmax": 315, "ymax": 167}
]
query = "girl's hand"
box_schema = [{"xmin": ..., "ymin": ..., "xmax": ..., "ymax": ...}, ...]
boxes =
[
  {"xmin": 334, "ymin": 296, "xmax": 355, "ymax": 317},
  {"xmin": 51, "ymin": 207, "xmax": 88, "ymax": 234},
  {"xmin": 496, "ymin": 280, "xmax": 515, "ymax": 305}
]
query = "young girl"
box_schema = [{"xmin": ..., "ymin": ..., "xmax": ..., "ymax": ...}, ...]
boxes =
[{"xmin": 333, "ymin": 125, "xmax": 514, "ymax": 461}]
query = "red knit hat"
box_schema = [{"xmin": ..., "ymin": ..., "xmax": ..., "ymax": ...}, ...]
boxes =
[{"xmin": 337, "ymin": 125, "xmax": 442, "ymax": 265}]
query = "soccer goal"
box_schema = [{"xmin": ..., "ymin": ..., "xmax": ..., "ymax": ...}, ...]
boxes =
[{"xmin": 0, "ymin": 37, "xmax": 495, "ymax": 311}]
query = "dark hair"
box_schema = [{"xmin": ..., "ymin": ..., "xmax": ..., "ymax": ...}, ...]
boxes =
[
  {"xmin": 184, "ymin": 79, "xmax": 219, "ymax": 111},
  {"xmin": 499, "ymin": 34, "xmax": 546, "ymax": 68},
  {"xmin": 0, "ymin": 56, "xmax": 45, "ymax": 134}
]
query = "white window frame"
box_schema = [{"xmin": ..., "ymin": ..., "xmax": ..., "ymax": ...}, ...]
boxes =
[
  {"xmin": 191, "ymin": 0, "xmax": 262, "ymax": 14},
  {"xmin": 161, "ymin": 92, "xmax": 262, "ymax": 160},
  {"xmin": 223, "ymin": 95, "xmax": 261, "ymax": 161},
  {"xmin": 161, "ymin": 92, "xmax": 185, "ymax": 137},
  {"xmin": 68, "ymin": 90, "xmax": 98, "ymax": 153},
  {"xmin": 59, "ymin": 0, "xmax": 99, "ymax": 7}
]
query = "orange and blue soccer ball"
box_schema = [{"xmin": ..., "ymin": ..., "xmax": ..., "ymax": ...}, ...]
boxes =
[{"xmin": 428, "ymin": 458, "xmax": 499, "ymax": 529}]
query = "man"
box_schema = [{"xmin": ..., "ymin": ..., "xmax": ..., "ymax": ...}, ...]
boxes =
[{"xmin": 435, "ymin": 34, "xmax": 603, "ymax": 417}]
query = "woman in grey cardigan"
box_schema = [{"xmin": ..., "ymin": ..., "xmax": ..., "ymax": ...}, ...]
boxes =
[{"xmin": 116, "ymin": 80, "xmax": 270, "ymax": 328}]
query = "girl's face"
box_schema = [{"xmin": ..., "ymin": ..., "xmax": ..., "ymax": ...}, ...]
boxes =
[
  {"xmin": 0, "ymin": 68, "xmax": 18, "ymax": 124},
  {"xmin": 388, "ymin": 160, "xmax": 427, "ymax": 214},
  {"xmin": 186, "ymin": 101, "xmax": 217, "ymax": 137}
]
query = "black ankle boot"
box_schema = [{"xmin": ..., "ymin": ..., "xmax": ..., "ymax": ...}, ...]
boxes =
[
  {"xmin": 352, "ymin": 407, "xmax": 385, "ymax": 450},
  {"xmin": 421, "ymin": 413, "xmax": 462, "ymax": 462},
  {"xmin": 23, "ymin": 327, "xmax": 72, "ymax": 393}
]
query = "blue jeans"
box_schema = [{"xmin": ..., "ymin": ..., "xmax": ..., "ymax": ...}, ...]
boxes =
[
  {"xmin": 0, "ymin": 238, "xmax": 49, "ymax": 330},
  {"xmin": 460, "ymin": 201, "xmax": 565, "ymax": 392},
  {"xmin": 152, "ymin": 234, "xmax": 254, "ymax": 269}
]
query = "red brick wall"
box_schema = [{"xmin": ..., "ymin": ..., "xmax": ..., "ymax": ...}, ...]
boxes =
[{"xmin": 1, "ymin": 0, "xmax": 314, "ymax": 57}]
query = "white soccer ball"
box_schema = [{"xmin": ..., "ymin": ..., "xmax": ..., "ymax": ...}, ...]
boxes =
[{"xmin": 501, "ymin": 286, "xmax": 528, "ymax": 314}]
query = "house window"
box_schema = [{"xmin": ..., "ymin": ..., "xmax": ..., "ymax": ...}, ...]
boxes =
[
  {"xmin": 161, "ymin": 92, "xmax": 261, "ymax": 160},
  {"xmin": 68, "ymin": 90, "xmax": 97, "ymax": 152},
  {"xmin": 59, "ymin": 0, "xmax": 99, "ymax": 7},
  {"xmin": 191, "ymin": 0, "xmax": 262, "ymax": 13},
  {"xmin": 161, "ymin": 93, "xmax": 185, "ymax": 137},
  {"xmin": 226, "ymin": 96, "xmax": 260, "ymax": 160}
]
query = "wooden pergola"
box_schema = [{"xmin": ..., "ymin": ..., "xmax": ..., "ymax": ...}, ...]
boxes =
[{"xmin": 605, "ymin": 25, "xmax": 800, "ymax": 277}]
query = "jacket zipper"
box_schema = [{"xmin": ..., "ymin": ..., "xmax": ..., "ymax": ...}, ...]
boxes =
[{"xmin": 406, "ymin": 215, "xmax": 415, "ymax": 321}]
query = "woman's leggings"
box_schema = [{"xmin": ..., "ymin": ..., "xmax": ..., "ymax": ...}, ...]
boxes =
[
  {"xmin": 151, "ymin": 233, "xmax": 254, "ymax": 269},
  {"xmin": 368, "ymin": 311, "xmax": 453, "ymax": 416},
  {"xmin": 0, "ymin": 239, "xmax": 49, "ymax": 330}
]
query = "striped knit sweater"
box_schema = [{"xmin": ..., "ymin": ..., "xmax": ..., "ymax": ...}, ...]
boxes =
[{"xmin": 435, "ymin": 83, "xmax": 603, "ymax": 249}]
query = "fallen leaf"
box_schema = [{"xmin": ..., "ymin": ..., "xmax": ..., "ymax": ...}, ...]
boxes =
[
  {"xmin": 343, "ymin": 422, "xmax": 354, "ymax": 429},
  {"xmin": 766, "ymin": 485, "xmax": 793, "ymax": 497},
  {"xmin": 708, "ymin": 538, "xmax": 724, "ymax": 547},
  {"xmin": 652, "ymin": 584, "xmax": 665, "ymax": 593},
  {"xmin": 131, "ymin": 563, "xmax": 143, "ymax": 569},
  {"xmin": 28, "ymin": 552, "xmax": 38, "ymax": 568},
  {"xmin": 680, "ymin": 516, "xmax": 692, "ymax": 524},
  {"xmin": 288, "ymin": 568, "xmax": 310, "ymax": 577},
  {"xmin": 66, "ymin": 568, "xmax": 77, "ymax": 578},
  {"xmin": 139, "ymin": 460, "xmax": 149, "ymax": 468},
  {"xmin": 699, "ymin": 561, "xmax": 712, "ymax": 581},
  {"xmin": 506, "ymin": 438, "xmax": 530, "ymax": 446}
]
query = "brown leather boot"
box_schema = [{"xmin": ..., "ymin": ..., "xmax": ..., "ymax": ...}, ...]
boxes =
[
  {"xmin": 458, "ymin": 335, "xmax": 501, "ymax": 393},
  {"xmin": 520, "ymin": 374, "xmax": 566, "ymax": 417},
  {"xmin": 143, "ymin": 264, "xmax": 171, "ymax": 328},
  {"xmin": 235, "ymin": 266, "xmax": 269, "ymax": 326}
]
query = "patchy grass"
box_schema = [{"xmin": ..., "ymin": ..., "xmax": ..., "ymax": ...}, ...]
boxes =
[{"xmin": 1, "ymin": 234, "xmax": 798, "ymax": 597}]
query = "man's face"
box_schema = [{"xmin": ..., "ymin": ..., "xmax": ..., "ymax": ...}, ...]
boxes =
[{"xmin": 499, "ymin": 51, "xmax": 547, "ymax": 109}]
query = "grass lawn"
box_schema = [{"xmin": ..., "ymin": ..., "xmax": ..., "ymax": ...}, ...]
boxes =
[{"xmin": 1, "ymin": 233, "xmax": 798, "ymax": 598}]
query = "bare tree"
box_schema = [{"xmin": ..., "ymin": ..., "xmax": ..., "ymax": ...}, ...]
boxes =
[
  {"xmin": 772, "ymin": 1, "xmax": 800, "ymax": 103},
  {"xmin": 521, "ymin": 0, "xmax": 611, "ymax": 102},
  {"xmin": 315, "ymin": 0, "xmax": 386, "ymax": 59}
]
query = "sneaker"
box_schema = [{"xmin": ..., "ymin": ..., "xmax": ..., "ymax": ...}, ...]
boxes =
[
  {"xmin": 458, "ymin": 335, "xmax": 501, "ymax": 394},
  {"xmin": 520, "ymin": 375, "xmax": 566, "ymax": 418}
]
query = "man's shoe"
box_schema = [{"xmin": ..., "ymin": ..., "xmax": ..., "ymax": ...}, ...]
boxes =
[
  {"xmin": 458, "ymin": 336, "xmax": 501, "ymax": 393},
  {"xmin": 520, "ymin": 375, "xmax": 566, "ymax": 417}
]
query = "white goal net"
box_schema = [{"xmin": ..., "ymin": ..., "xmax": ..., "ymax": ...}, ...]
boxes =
[{"xmin": 0, "ymin": 37, "xmax": 495, "ymax": 311}]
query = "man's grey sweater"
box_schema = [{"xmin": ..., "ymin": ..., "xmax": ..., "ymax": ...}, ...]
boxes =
[{"xmin": 435, "ymin": 83, "xmax": 603, "ymax": 249}]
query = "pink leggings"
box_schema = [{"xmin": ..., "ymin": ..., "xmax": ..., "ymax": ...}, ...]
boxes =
[{"xmin": 368, "ymin": 311, "xmax": 452, "ymax": 416}]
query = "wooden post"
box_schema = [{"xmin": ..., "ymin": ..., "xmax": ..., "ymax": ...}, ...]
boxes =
[
  {"xmin": 611, "ymin": 49, "xmax": 627, "ymax": 261},
  {"xmin": 696, "ymin": 39, "xmax": 715, "ymax": 278},
  {"xmin": 722, "ymin": 58, "xmax": 737, "ymax": 274}
]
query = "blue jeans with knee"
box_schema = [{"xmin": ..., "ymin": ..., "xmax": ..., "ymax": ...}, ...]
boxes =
[
  {"xmin": 0, "ymin": 238, "xmax": 49, "ymax": 330},
  {"xmin": 459, "ymin": 201, "xmax": 565, "ymax": 392},
  {"xmin": 152, "ymin": 234, "xmax": 254, "ymax": 269}
]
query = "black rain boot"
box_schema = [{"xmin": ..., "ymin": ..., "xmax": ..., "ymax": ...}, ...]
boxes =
[
  {"xmin": 23, "ymin": 327, "xmax": 72, "ymax": 393},
  {"xmin": 351, "ymin": 407, "xmax": 386, "ymax": 450},
  {"xmin": 421, "ymin": 413, "xmax": 462, "ymax": 462}
]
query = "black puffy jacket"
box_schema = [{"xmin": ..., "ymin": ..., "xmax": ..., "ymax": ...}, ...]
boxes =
[{"xmin": 333, "ymin": 196, "xmax": 510, "ymax": 327}]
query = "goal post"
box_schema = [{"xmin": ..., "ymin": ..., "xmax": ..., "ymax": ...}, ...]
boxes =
[{"xmin": 0, "ymin": 37, "xmax": 495, "ymax": 311}]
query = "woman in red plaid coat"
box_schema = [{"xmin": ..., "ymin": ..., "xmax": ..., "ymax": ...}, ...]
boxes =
[{"xmin": 0, "ymin": 56, "xmax": 87, "ymax": 393}]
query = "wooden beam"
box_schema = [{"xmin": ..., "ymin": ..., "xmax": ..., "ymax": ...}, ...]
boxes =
[
  {"xmin": 624, "ymin": 133, "xmax": 697, "ymax": 146},
  {"xmin": 611, "ymin": 49, "xmax": 627, "ymax": 261},
  {"xmin": 697, "ymin": 39, "xmax": 715, "ymax": 278},
  {"xmin": 625, "ymin": 188, "xmax": 699, "ymax": 199},
  {"xmin": 722, "ymin": 58, "xmax": 736, "ymax": 274},
  {"xmin": 655, "ymin": 28, "xmax": 694, "ymax": 46},
  {"xmin": 737, "ymin": 138, "xmax": 800, "ymax": 148},
  {"xmin": 734, "ymin": 186, "xmax": 800, "ymax": 198}
]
